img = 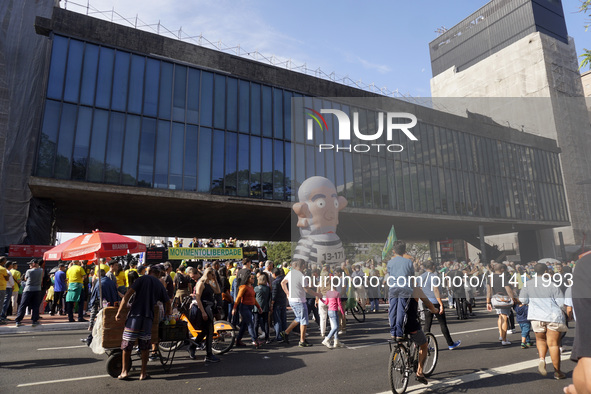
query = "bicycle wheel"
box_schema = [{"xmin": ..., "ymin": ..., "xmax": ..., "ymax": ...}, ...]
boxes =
[
  {"xmin": 423, "ymin": 333, "xmax": 439, "ymax": 377},
  {"xmin": 388, "ymin": 345, "xmax": 409, "ymax": 394},
  {"xmin": 212, "ymin": 320, "xmax": 236, "ymax": 355},
  {"xmin": 158, "ymin": 340, "xmax": 184, "ymax": 352},
  {"xmin": 351, "ymin": 302, "xmax": 366, "ymax": 323}
]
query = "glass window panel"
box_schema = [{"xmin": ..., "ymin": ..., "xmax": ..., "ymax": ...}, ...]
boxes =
[
  {"xmin": 211, "ymin": 129, "xmax": 225, "ymax": 194},
  {"xmin": 154, "ymin": 120, "xmax": 170, "ymax": 189},
  {"xmin": 224, "ymin": 132, "xmax": 237, "ymax": 196},
  {"xmin": 274, "ymin": 140, "xmax": 284, "ymax": 200},
  {"xmin": 250, "ymin": 83, "xmax": 261, "ymax": 135},
  {"xmin": 183, "ymin": 124, "xmax": 198, "ymax": 191},
  {"xmin": 237, "ymin": 134, "xmax": 249, "ymax": 197},
  {"xmin": 283, "ymin": 91, "xmax": 292, "ymax": 141},
  {"xmin": 121, "ymin": 115, "xmax": 140, "ymax": 186},
  {"xmin": 138, "ymin": 118, "xmax": 156, "ymax": 187},
  {"xmin": 262, "ymin": 138, "xmax": 273, "ymax": 199},
  {"xmin": 239, "ymin": 80, "xmax": 249, "ymax": 133},
  {"xmin": 431, "ymin": 166, "xmax": 441, "ymax": 213},
  {"xmin": 344, "ymin": 151, "xmax": 354, "ymax": 202},
  {"xmin": 226, "ymin": 77, "xmax": 238, "ymax": 131},
  {"xmin": 424, "ymin": 165, "xmax": 434, "ymax": 213},
  {"xmin": 371, "ymin": 155, "xmax": 381, "ymax": 208},
  {"xmin": 63, "ymin": 40, "xmax": 84, "ymax": 103},
  {"xmin": 316, "ymin": 148, "xmax": 325, "ymax": 178},
  {"xmin": 80, "ymin": 43, "xmax": 99, "ymax": 106},
  {"xmin": 273, "ymin": 88, "xmax": 283, "ymax": 139},
  {"xmin": 285, "ymin": 142, "xmax": 292, "ymax": 200},
  {"xmin": 250, "ymin": 136, "xmax": 261, "ymax": 197},
  {"xmin": 72, "ymin": 106, "xmax": 92, "ymax": 181},
  {"xmin": 173, "ymin": 65, "xmax": 187, "ymax": 122},
  {"xmin": 335, "ymin": 151, "xmax": 345, "ymax": 195},
  {"xmin": 95, "ymin": 47, "xmax": 114, "ymax": 109},
  {"xmin": 200, "ymin": 72, "xmax": 214, "ymax": 127},
  {"xmin": 88, "ymin": 109, "xmax": 109, "ymax": 182},
  {"xmin": 325, "ymin": 148, "xmax": 335, "ymax": 186},
  {"xmin": 262, "ymin": 86, "xmax": 272, "ymax": 137},
  {"xmin": 197, "ymin": 127, "xmax": 212, "ymax": 192},
  {"xmin": 353, "ymin": 152, "xmax": 363, "ymax": 207},
  {"xmin": 214, "ymin": 74, "xmax": 226, "ymax": 129},
  {"xmin": 105, "ymin": 112, "xmax": 125, "ymax": 184},
  {"xmin": 295, "ymin": 143, "xmax": 305, "ymax": 189},
  {"xmin": 294, "ymin": 94, "xmax": 306, "ymax": 144},
  {"xmin": 47, "ymin": 36, "xmax": 68, "ymax": 100},
  {"xmin": 143, "ymin": 58, "xmax": 160, "ymax": 117},
  {"xmin": 54, "ymin": 104, "xmax": 77, "ymax": 179},
  {"xmin": 111, "ymin": 51, "xmax": 130, "ymax": 111},
  {"xmin": 170, "ymin": 122, "xmax": 185, "ymax": 190},
  {"xmin": 306, "ymin": 145, "xmax": 315, "ymax": 179},
  {"xmin": 127, "ymin": 55, "xmax": 145, "ymax": 114},
  {"xmin": 187, "ymin": 68, "xmax": 200, "ymax": 124},
  {"xmin": 158, "ymin": 62, "xmax": 173, "ymax": 119},
  {"xmin": 386, "ymin": 159, "xmax": 396, "ymax": 210},
  {"xmin": 438, "ymin": 167, "xmax": 447, "ymax": 214}
]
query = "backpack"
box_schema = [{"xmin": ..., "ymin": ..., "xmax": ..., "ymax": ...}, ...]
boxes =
[{"xmin": 176, "ymin": 273, "xmax": 189, "ymax": 289}]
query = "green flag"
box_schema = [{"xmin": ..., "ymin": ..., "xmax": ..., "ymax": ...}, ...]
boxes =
[{"xmin": 382, "ymin": 225, "xmax": 397, "ymax": 260}]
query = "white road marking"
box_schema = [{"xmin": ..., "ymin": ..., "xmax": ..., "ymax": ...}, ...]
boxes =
[
  {"xmin": 375, "ymin": 352, "xmax": 572, "ymax": 394},
  {"xmin": 17, "ymin": 374, "xmax": 111, "ymax": 387},
  {"xmin": 346, "ymin": 326, "xmax": 498, "ymax": 350},
  {"xmin": 37, "ymin": 345, "xmax": 87, "ymax": 351}
]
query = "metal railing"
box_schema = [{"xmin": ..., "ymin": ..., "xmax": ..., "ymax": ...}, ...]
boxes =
[{"xmin": 62, "ymin": 0, "xmax": 420, "ymax": 101}]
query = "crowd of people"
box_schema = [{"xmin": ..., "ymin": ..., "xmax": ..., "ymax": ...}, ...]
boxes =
[{"xmin": 0, "ymin": 244, "xmax": 589, "ymax": 392}]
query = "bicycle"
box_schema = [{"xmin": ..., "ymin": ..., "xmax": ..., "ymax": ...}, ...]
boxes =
[
  {"xmin": 388, "ymin": 333, "xmax": 438, "ymax": 393},
  {"xmin": 158, "ymin": 297, "xmax": 236, "ymax": 355},
  {"xmin": 347, "ymin": 299, "xmax": 366, "ymax": 323}
]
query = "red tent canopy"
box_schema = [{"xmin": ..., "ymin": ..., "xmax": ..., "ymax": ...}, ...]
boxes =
[{"xmin": 59, "ymin": 231, "xmax": 146, "ymax": 261}]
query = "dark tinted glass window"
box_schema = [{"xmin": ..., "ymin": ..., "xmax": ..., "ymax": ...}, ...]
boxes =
[
  {"xmin": 105, "ymin": 112, "xmax": 125, "ymax": 183},
  {"xmin": 63, "ymin": 40, "xmax": 84, "ymax": 103},
  {"xmin": 187, "ymin": 68, "xmax": 200, "ymax": 124},
  {"xmin": 211, "ymin": 129, "xmax": 225, "ymax": 194},
  {"xmin": 239, "ymin": 80, "xmax": 249, "ymax": 133},
  {"xmin": 95, "ymin": 47, "xmax": 114, "ymax": 109},
  {"xmin": 226, "ymin": 78, "xmax": 238, "ymax": 131},
  {"xmin": 262, "ymin": 86, "xmax": 272, "ymax": 137},
  {"xmin": 122, "ymin": 115, "xmax": 140, "ymax": 185},
  {"xmin": 197, "ymin": 127, "xmax": 212, "ymax": 193},
  {"xmin": 47, "ymin": 36, "xmax": 68, "ymax": 100},
  {"xmin": 158, "ymin": 62, "xmax": 173, "ymax": 119},
  {"xmin": 154, "ymin": 120, "xmax": 170, "ymax": 189},
  {"xmin": 138, "ymin": 118, "xmax": 156, "ymax": 187},
  {"xmin": 238, "ymin": 134, "xmax": 249, "ymax": 197},
  {"xmin": 111, "ymin": 51, "xmax": 130, "ymax": 111},
  {"xmin": 170, "ymin": 122, "xmax": 184, "ymax": 190},
  {"xmin": 88, "ymin": 109, "xmax": 109, "ymax": 182},
  {"xmin": 80, "ymin": 43, "xmax": 99, "ymax": 106},
  {"xmin": 128, "ymin": 55, "xmax": 145, "ymax": 114},
  {"xmin": 250, "ymin": 83, "xmax": 261, "ymax": 135},
  {"xmin": 54, "ymin": 103, "xmax": 77, "ymax": 179},
  {"xmin": 225, "ymin": 132, "xmax": 237, "ymax": 196},
  {"xmin": 214, "ymin": 74, "xmax": 226, "ymax": 129},
  {"xmin": 173, "ymin": 65, "xmax": 187, "ymax": 122},
  {"xmin": 72, "ymin": 106, "xmax": 92, "ymax": 181},
  {"xmin": 200, "ymin": 72, "xmax": 213, "ymax": 127},
  {"xmin": 184, "ymin": 124, "xmax": 198, "ymax": 191},
  {"xmin": 250, "ymin": 136, "xmax": 261, "ymax": 197},
  {"xmin": 143, "ymin": 59, "xmax": 159, "ymax": 117}
]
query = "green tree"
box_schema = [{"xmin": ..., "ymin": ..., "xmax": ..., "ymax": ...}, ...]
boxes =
[
  {"xmin": 263, "ymin": 242, "xmax": 294, "ymax": 265},
  {"xmin": 579, "ymin": 0, "xmax": 590, "ymax": 70}
]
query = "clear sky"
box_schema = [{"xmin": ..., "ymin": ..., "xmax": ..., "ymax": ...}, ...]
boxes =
[{"xmin": 64, "ymin": 0, "xmax": 590, "ymax": 98}]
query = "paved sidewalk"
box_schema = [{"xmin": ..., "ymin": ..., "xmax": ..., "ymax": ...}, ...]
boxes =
[{"xmin": 0, "ymin": 312, "xmax": 89, "ymax": 334}]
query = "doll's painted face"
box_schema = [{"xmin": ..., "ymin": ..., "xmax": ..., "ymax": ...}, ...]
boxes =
[
  {"xmin": 293, "ymin": 176, "xmax": 347, "ymax": 234},
  {"xmin": 305, "ymin": 184, "xmax": 342, "ymax": 230}
]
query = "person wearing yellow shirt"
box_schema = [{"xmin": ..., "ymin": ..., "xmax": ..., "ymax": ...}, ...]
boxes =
[
  {"xmin": 65, "ymin": 261, "xmax": 87, "ymax": 322},
  {"xmin": 125, "ymin": 261, "xmax": 138, "ymax": 287},
  {"xmin": 115, "ymin": 263, "xmax": 127, "ymax": 294},
  {"xmin": 10, "ymin": 262, "xmax": 21, "ymax": 316},
  {"xmin": 0, "ymin": 257, "xmax": 10, "ymax": 324}
]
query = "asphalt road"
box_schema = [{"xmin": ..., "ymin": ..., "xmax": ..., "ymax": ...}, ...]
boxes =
[{"xmin": 0, "ymin": 305, "xmax": 577, "ymax": 393}]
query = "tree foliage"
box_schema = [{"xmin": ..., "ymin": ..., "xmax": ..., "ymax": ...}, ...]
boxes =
[
  {"xmin": 579, "ymin": 0, "xmax": 590, "ymax": 70},
  {"xmin": 263, "ymin": 242, "xmax": 294, "ymax": 265}
]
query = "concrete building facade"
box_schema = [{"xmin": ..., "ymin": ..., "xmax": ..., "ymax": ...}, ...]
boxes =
[
  {"xmin": 0, "ymin": 1, "xmax": 575, "ymax": 263},
  {"xmin": 429, "ymin": 0, "xmax": 591, "ymax": 259}
]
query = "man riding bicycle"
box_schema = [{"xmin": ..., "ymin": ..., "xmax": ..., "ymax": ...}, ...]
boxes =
[{"xmin": 386, "ymin": 241, "xmax": 438, "ymax": 384}]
